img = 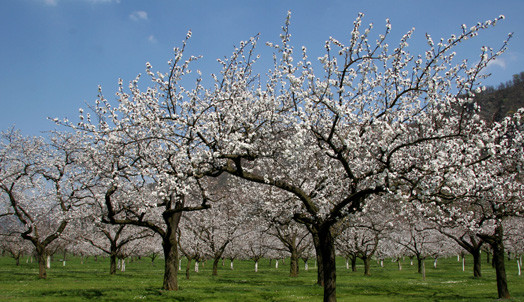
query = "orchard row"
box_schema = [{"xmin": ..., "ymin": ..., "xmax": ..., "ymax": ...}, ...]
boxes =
[{"xmin": 1, "ymin": 12, "xmax": 522, "ymax": 302}]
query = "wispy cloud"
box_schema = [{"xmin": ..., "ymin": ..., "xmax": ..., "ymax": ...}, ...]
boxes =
[
  {"xmin": 87, "ymin": 0, "xmax": 121, "ymax": 3},
  {"xmin": 43, "ymin": 0, "xmax": 58, "ymax": 6},
  {"xmin": 130, "ymin": 11, "xmax": 148, "ymax": 21},
  {"xmin": 148, "ymin": 35, "xmax": 158, "ymax": 43},
  {"xmin": 487, "ymin": 58, "xmax": 507, "ymax": 69},
  {"xmin": 42, "ymin": 0, "xmax": 120, "ymax": 6}
]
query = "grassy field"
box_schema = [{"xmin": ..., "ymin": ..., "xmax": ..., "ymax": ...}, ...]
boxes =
[{"xmin": 0, "ymin": 254, "xmax": 523, "ymax": 301}]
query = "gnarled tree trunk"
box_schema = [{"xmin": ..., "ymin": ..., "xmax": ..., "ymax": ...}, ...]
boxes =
[
  {"xmin": 36, "ymin": 245, "xmax": 47, "ymax": 279},
  {"xmin": 416, "ymin": 254, "xmax": 424, "ymax": 274},
  {"xmin": 161, "ymin": 211, "xmax": 182, "ymax": 291},
  {"xmin": 479, "ymin": 224, "xmax": 510, "ymax": 299},
  {"xmin": 110, "ymin": 254, "xmax": 117, "ymax": 275},
  {"xmin": 472, "ymin": 249, "xmax": 482, "ymax": 278}
]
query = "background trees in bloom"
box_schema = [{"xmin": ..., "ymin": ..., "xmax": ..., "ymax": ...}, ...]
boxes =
[{"xmin": 0, "ymin": 130, "xmax": 93, "ymax": 278}]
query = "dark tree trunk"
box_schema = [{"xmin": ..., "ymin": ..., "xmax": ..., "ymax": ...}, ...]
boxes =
[
  {"xmin": 212, "ymin": 257, "xmax": 220, "ymax": 276},
  {"xmin": 185, "ymin": 257, "xmax": 192, "ymax": 279},
  {"xmin": 417, "ymin": 255, "xmax": 423, "ymax": 274},
  {"xmin": 161, "ymin": 211, "xmax": 182, "ymax": 291},
  {"xmin": 351, "ymin": 256, "xmax": 357, "ymax": 272},
  {"xmin": 36, "ymin": 246, "xmax": 47, "ymax": 279},
  {"xmin": 110, "ymin": 254, "xmax": 117, "ymax": 275},
  {"xmin": 362, "ymin": 256, "xmax": 371, "ymax": 276},
  {"xmin": 453, "ymin": 234, "xmax": 483, "ymax": 278},
  {"xmin": 162, "ymin": 239, "xmax": 178, "ymax": 290},
  {"xmin": 109, "ymin": 240, "xmax": 118, "ymax": 275},
  {"xmin": 290, "ymin": 248, "xmax": 299, "ymax": 277},
  {"xmin": 150, "ymin": 253, "xmax": 157, "ymax": 266},
  {"xmin": 317, "ymin": 226, "xmax": 336, "ymax": 302},
  {"xmin": 491, "ymin": 227, "xmax": 510, "ymax": 299},
  {"xmin": 311, "ymin": 231, "xmax": 324, "ymax": 286},
  {"xmin": 472, "ymin": 249, "xmax": 482, "ymax": 278},
  {"xmin": 211, "ymin": 243, "xmax": 229, "ymax": 276}
]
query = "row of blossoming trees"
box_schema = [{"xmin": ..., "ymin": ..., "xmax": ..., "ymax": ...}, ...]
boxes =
[{"xmin": 1, "ymin": 12, "xmax": 523, "ymax": 302}]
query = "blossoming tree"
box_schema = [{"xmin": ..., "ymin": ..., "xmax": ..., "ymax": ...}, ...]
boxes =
[
  {"xmin": 187, "ymin": 13, "xmax": 510, "ymax": 301},
  {"xmin": 63, "ymin": 11, "xmax": 514, "ymax": 301}
]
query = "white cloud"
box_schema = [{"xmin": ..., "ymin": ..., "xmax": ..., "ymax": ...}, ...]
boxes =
[
  {"xmin": 148, "ymin": 35, "xmax": 158, "ymax": 43},
  {"xmin": 487, "ymin": 58, "xmax": 507, "ymax": 69},
  {"xmin": 43, "ymin": 0, "xmax": 58, "ymax": 6},
  {"xmin": 89, "ymin": 0, "xmax": 121, "ymax": 3},
  {"xmin": 130, "ymin": 11, "xmax": 148, "ymax": 21}
]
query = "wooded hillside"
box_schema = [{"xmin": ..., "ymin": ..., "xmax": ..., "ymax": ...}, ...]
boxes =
[{"xmin": 475, "ymin": 71, "xmax": 524, "ymax": 122}]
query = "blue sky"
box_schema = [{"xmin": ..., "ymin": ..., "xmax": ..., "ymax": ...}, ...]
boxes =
[{"xmin": 1, "ymin": 0, "xmax": 523, "ymax": 136}]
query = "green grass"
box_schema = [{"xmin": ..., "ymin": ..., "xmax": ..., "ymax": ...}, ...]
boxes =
[{"xmin": 0, "ymin": 255, "xmax": 522, "ymax": 301}]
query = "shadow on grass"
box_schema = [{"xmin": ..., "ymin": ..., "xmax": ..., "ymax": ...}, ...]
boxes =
[{"xmin": 338, "ymin": 282, "xmax": 498, "ymax": 302}]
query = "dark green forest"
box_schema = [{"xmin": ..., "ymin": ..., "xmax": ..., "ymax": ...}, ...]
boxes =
[{"xmin": 475, "ymin": 71, "xmax": 524, "ymax": 122}]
